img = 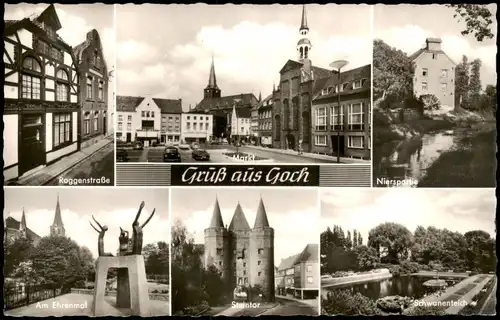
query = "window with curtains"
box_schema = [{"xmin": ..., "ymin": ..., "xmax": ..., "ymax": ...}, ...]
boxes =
[
  {"xmin": 315, "ymin": 107, "xmax": 327, "ymax": 131},
  {"xmin": 330, "ymin": 105, "xmax": 344, "ymax": 131},
  {"xmin": 21, "ymin": 57, "xmax": 42, "ymax": 100},
  {"xmin": 56, "ymin": 69, "xmax": 69, "ymax": 102},
  {"xmin": 98, "ymin": 81, "xmax": 104, "ymax": 100},
  {"xmin": 86, "ymin": 76, "xmax": 93, "ymax": 100},
  {"xmin": 315, "ymin": 135, "xmax": 327, "ymax": 146},
  {"xmin": 348, "ymin": 103, "xmax": 364, "ymax": 131},
  {"xmin": 53, "ymin": 113, "xmax": 72, "ymax": 148},
  {"xmin": 83, "ymin": 113, "xmax": 90, "ymax": 135},
  {"xmin": 93, "ymin": 112, "xmax": 99, "ymax": 132},
  {"xmin": 348, "ymin": 136, "xmax": 364, "ymax": 149}
]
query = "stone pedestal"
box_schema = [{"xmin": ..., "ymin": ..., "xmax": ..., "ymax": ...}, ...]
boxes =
[{"xmin": 92, "ymin": 255, "xmax": 149, "ymax": 316}]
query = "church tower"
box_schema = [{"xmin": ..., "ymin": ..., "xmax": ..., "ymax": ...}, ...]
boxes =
[
  {"xmin": 297, "ymin": 5, "xmax": 311, "ymax": 62},
  {"xmin": 249, "ymin": 197, "xmax": 275, "ymax": 301},
  {"xmin": 50, "ymin": 194, "xmax": 66, "ymax": 237},
  {"xmin": 204, "ymin": 196, "xmax": 229, "ymax": 282},
  {"xmin": 204, "ymin": 55, "xmax": 222, "ymax": 99},
  {"xmin": 20, "ymin": 208, "xmax": 28, "ymax": 238}
]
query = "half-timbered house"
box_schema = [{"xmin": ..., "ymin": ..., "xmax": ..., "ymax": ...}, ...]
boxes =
[{"xmin": 3, "ymin": 4, "xmax": 80, "ymax": 181}]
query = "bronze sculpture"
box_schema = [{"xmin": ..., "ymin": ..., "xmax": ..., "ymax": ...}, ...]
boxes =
[
  {"xmin": 119, "ymin": 227, "xmax": 130, "ymax": 255},
  {"xmin": 89, "ymin": 215, "xmax": 114, "ymax": 257},
  {"xmin": 131, "ymin": 201, "xmax": 156, "ymax": 255}
]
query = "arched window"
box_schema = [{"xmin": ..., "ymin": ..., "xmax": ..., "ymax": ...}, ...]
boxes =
[
  {"xmin": 56, "ymin": 69, "xmax": 69, "ymax": 102},
  {"xmin": 283, "ymin": 99, "xmax": 289, "ymax": 130},
  {"xmin": 299, "ymin": 47, "xmax": 304, "ymax": 59},
  {"xmin": 304, "ymin": 46, "xmax": 309, "ymax": 59},
  {"xmin": 21, "ymin": 57, "xmax": 42, "ymax": 99}
]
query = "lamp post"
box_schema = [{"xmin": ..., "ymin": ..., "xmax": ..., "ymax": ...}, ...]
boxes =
[{"xmin": 329, "ymin": 60, "xmax": 349, "ymax": 163}]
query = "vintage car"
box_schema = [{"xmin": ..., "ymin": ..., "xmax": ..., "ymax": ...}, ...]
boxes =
[
  {"xmin": 163, "ymin": 146, "xmax": 181, "ymax": 162},
  {"xmin": 192, "ymin": 149, "xmax": 210, "ymax": 161},
  {"xmin": 233, "ymin": 286, "xmax": 249, "ymax": 302}
]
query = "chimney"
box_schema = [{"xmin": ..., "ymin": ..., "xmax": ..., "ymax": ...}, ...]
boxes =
[{"xmin": 425, "ymin": 38, "xmax": 442, "ymax": 51}]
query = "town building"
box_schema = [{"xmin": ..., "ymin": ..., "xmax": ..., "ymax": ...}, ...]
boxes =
[
  {"xmin": 181, "ymin": 113, "xmax": 213, "ymax": 144},
  {"xmin": 250, "ymin": 104, "xmax": 259, "ymax": 144},
  {"xmin": 275, "ymin": 243, "xmax": 319, "ymax": 299},
  {"xmin": 229, "ymin": 103, "xmax": 252, "ymax": 143},
  {"xmin": 204, "ymin": 197, "xmax": 275, "ymax": 301},
  {"xmin": 257, "ymin": 93, "xmax": 273, "ymax": 146},
  {"xmin": 115, "ymin": 96, "xmax": 182, "ymax": 146},
  {"xmin": 73, "ymin": 29, "xmax": 109, "ymax": 149},
  {"xmin": 410, "ymin": 38, "xmax": 456, "ymax": 110},
  {"xmin": 193, "ymin": 56, "xmax": 258, "ymax": 138},
  {"xmin": 272, "ymin": 5, "xmax": 331, "ymax": 152},
  {"xmin": 4, "ymin": 4, "xmax": 80, "ymax": 181},
  {"xmin": 311, "ymin": 64, "xmax": 371, "ymax": 159},
  {"xmin": 4, "ymin": 209, "xmax": 42, "ymax": 246}
]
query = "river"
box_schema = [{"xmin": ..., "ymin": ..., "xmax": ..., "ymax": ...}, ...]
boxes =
[{"xmin": 323, "ymin": 276, "xmax": 461, "ymax": 300}]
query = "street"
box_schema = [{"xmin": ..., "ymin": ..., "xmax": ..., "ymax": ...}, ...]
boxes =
[
  {"xmin": 121, "ymin": 144, "xmax": 335, "ymax": 163},
  {"xmin": 261, "ymin": 297, "xmax": 318, "ymax": 316},
  {"xmin": 46, "ymin": 142, "xmax": 114, "ymax": 186}
]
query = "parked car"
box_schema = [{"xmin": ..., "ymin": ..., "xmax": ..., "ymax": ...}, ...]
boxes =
[
  {"xmin": 192, "ymin": 149, "xmax": 210, "ymax": 161},
  {"xmin": 163, "ymin": 147, "xmax": 181, "ymax": 162},
  {"xmin": 233, "ymin": 286, "xmax": 249, "ymax": 302},
  {"xmin": 173, "ymin": 141, "xmax": 180, "ymax": 147},
  {"xmin": 178, "ymin": 143, "xmax": 190, "ymax": 150},
  {"xmin": 116, "ymin": 148, "xmax": 129, "ymax": 162},
  {"xmin": 133, "ymin": 141, "xmax": 143, "ymax": 150}
]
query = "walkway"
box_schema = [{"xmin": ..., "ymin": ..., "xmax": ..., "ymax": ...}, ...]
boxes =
[
  {"xmin": 445, "ymin": 275, "xmax": 494, "ymax": 314},
  {"xmin": 8, "ymin": 135, "xmax": 114, "ymax": 186},
  {"xmin": 275, "ymin": 294, "xmax": 319, "ymax": 311},
  {"xmin": 215, "ymin": 302, "xmax": 278, "ymax": 317},
  {"xmin": 480, "ymin": 278, "xmax": 497, "ymax": 315}
]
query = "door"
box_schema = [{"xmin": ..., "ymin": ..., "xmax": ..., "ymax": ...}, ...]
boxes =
[
  {"xmin": 286, "ymin": 134, "xmax": 295, "ymax": 150},
  {"xmin": 330, "ymin": 135, "xmax": 345, "ymax": 157},
  {"xmin": 103, "ymin": 116, "xmax": 107, "ymax": 135},
  {"xmin": 126, "ymin": 133, "xmax": 132, "ymax": 142},
  {"xmin": 20, "ymin": 114, "xmax": 45, "ymax": 175}
]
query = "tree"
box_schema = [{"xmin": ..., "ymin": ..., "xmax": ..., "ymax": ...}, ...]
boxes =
[
  {"xmin": 353, "ymin": 230, "xmax": 358, "ymax": 248},
  {"xmin": 78, "ymin": 246, "xmax": 95, "ymax": 283},
  {"xmin": 468, "ymin": 59, "xmax": 482, "ymax": 108},
  {"xmin": 367, "ymin": 223, "xmax": 413, "ymax": 263},
  {"xmin": 464, "ymin": 230, "xmax": 495, "ymax": 272},
  {"xmin": 13, "ymin": 260, "xmax": 43, "ymax": 285},
  {"xmin": 4, "ymin": 237, "xmax": 36, "ymax": 277},
  {"xmin": 346, "ymin": 231, "xmax": 353, "ymax": 250},
  {"xmin": 447, "ymin": 4, "xmax": 495, "ymax": 42},
  {"xmin": 144, "ymin": 241, "xmax": 169, "ymax": 278},
  {"xmin": 455, "ymin": 55, "xmax": 470, "ymax": 109},
  {"xmin": 373, "ymin": 39, "xmax": 414, "ymax": 103},
  {"xmin": 352, "ymin": 245, "xmax": 380, "ymax": 271}
]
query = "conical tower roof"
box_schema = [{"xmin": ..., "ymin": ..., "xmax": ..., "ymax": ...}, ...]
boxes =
[
  {"xmin": 300, "ymin": 5, "xmax": 309, "ymax": 31},
  {"xmin": 52, "ymin": 194, "xmax": 64, "ymax": 226},
  {"xmin": 207, "ymin": 54, "xmax": 218, "ymax": 89},
  {"xmin": 21, "ymin": 208, "xmax": 27, "ymax": 230},
  {"xmin": 229, "ymin": 202, "xmax": 250, "ymax": 231},
  {"xmin": 254, "ymin": 197, "xmax": 270, "ymax": 228},
  {"xmin": 209, "ymin": 197, "xmax": 225, "ymax": 228}
]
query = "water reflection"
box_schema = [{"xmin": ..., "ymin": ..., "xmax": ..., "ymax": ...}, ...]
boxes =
[
  {"xmin": 375, "ymin": 130, "xmax": 456, "ymax": 186},
  {"xmin": 324, "ymin": 276, "xmax": 459, "ymax": 300}
]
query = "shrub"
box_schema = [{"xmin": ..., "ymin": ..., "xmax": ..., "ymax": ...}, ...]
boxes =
[
  {"xmin": 322, "ymin": 290, "xmax": 382, "ymax": 316},
  {"xmin": 399, "ymin": 261, "xmax": 421, "ymax": 274},
  {"xmin": 404, "ymin": 305, "xmax": 446, "ymax": 316},
  {"xmin": 420, "ymin": 94, "xmax": 441, "ymax": 110}
]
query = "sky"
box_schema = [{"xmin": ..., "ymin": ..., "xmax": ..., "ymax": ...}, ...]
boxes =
[
  {"xmin": 321, "ymin": 188, "xmax": 496, "ymax": 244},
  {"xmin": 4, "ymin": 188, "xmax": 170, "ymax": 259},
  {"xmin": 4, "ymin": 3, "xmax": 116, "ymax": 104},
  {"xmin": 171, "ymin": 188, "xmax": 319, "ymax": 265},
  {"xmin": 374, "ymin": 4, "xmax": 497, "ymax": 90},
  {"xmin": 116, "ymin": 4, "xmax": 372, "ymax": 111}
]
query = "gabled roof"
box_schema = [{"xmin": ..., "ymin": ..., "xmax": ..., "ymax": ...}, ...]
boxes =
[
  {"xmin": 152, "ymin": 98, "xmax": 183, "ymax": 114},
  {"xmin": 32, "ymin": 4, "xmax": 62, "ymax": 31},
  {"xmin": 228, "ymin": 203, "xmax": 250, "ymax": 231},
  {"xmin": 195, "ymin": 93, "xmax": 258, "ymax": 111},
  {"xmin": 313, "ymin": 64, "xmax": 371, "ymax": 101},
  {"xmin": 296, "ymin": 243, "xmax": 319, "ymax": 263},
  {"xmin": 409, "ymin": 48, "xmax": 456, "ymax": 65},
  {"xmin": 233, "ymin": 107, "xmax": 252, "ymax": 118},
  {"xmin": 117, "ymin": 96, "xmax": 145, "ymax": 112},
  {"xmin": 278, "ymin": 59, "xmax": 331, "ymax": 79},
  {"xmin": 277, "ymin": 253, "xmax": 300, "ymax": 271},
  {"xmin": 208, "ymin": 197, "xmax": 224, "ymax": 228},
  {"xmin": 257, "ymin": 94, "xmax": 273, "ymax": 109},
  {"xmin": 253, "ymin": 198, "xmax": 270, "ymax": 229},
  {"xmin": 5, "ymin": 216, "xmax": 42, "ymax": 242}
]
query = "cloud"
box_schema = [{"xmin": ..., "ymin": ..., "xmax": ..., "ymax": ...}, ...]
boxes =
[
  {"xmin": 376, "ymin": 24, "xmax": 497, "ymax": 88},
  {"xmin": 177, "ymin": 202, "xmax": 319, "ymax": 264},
  {"xmin": 118, "ymin": 21, "xmax": 371, "ymax": 110},
  {"xmin": 321, "ymin": 188, "xmax": 496, "ymax": 244},
  {"xmin": 7, "ymin": 206, "xmax": 170, "ymax": 260}
]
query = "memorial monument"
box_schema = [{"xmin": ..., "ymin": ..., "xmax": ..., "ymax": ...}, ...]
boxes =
[{"xmin": 91, "ymin": 201, "xmax": 156, "ymax": 316}]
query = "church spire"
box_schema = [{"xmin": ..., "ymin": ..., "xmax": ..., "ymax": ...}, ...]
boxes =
[
  {"xmin": 300, "ymin": 4, "xmax": 308, "ymax": 31},
  {"xmin": 254, "ymin": 197, "xmax": 270, "ymax": 228},
  {"xmin": 204, "ymin": 54, "xmax": 221, "ymax": 99},
  {"xmin": 20, "ymin": 208, "xmax": 27, "ymax": 233},
  {"xmin": 50, "ymin": 194, "xmax": 65, "ymax": 237},
  {"xmin": 209, "ymin": 196, "xmax": 225, "ymax": 228}
]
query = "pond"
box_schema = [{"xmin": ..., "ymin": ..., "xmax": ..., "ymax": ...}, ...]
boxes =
[{"xmin": 323, "ymin": 276, "xmax": 461, "ymax": 300}]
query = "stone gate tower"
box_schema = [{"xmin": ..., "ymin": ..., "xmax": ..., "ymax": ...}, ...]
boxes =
[{"xmin": 204, "ymin": 197, "xmax": 275, "ymax": 301}]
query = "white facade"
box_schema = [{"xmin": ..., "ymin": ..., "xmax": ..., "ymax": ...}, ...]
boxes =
[
  {"xmin": 116, "ymin": 111, "xmax": 136, "ymax": 142},
  {"xmin": 181, "ymin": 113, "xmax": 213, "ymax": 143},
  {"xmin": 230, "ymin": 104, "xmax": 251, "ymax": 136}
]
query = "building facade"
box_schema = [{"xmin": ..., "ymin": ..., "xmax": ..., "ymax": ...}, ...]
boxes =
[
  {"xmin": 250, "ymin": 105, "xmax": 259, "ymax": 143},
  {"xmin": 293, "ymin": 243, "xmax": 319, "ymax": 300},
  {"xmin": 204, "ymin": 197, "xmax": 275, "ymax": 301},
  {"xmin": 311, "ymin": 65, "xmax": 371, "ymax": 160},
  {"xmin": 275, "ymin": 254, "xmax": 299, "ymax": 296},
  {"xmin": 73, "ymin": 29, "xmax": 109, "ymax": 149},
  {"xmin": 4, "ymin": 5, "xmax": 80, "ymax": 181},
  {"xmin": 116, "ymin": 96, "xmax": 141, "ymax": 143},
  {"xmin": 257, "ymin": 94, "xmax": 273, "ymax": 146},
  {"xmin": 272, "ymin": 5, "xmax": 331, "ymax": 152},
  {"xmin": 193, "ymin": 57, "xmax": 258, "ymax": 138},
  {"xmin": 181, "ymin": 113, "xmax": 213, "ymax": 143},
  {"xmin": 4, "ymin": 210, "xmax": 42, "ymax": 246},
  {"xmin": 155, "ymin": 98, "xmax": 183, "ymax": 144},
  {"xmin": 229, "ymin": 103, "xmax": 252, "ymax": 142},
  {"xmin": 410, "ymin": 38, "xmax": 456, "ymax": 109}
]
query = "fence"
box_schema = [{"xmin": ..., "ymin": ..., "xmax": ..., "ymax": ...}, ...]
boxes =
[{"xmin": 3, "ymin": 282, "xmax": 70, "ymax": 311}]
